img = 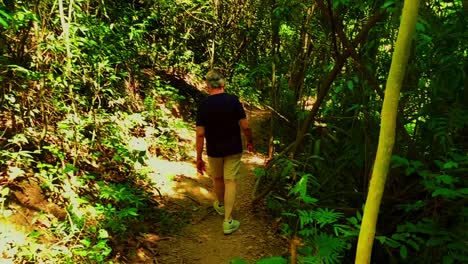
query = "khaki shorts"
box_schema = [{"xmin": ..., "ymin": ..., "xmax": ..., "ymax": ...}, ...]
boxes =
[{"xmin": 207, "ymin": 153, "xmax": 242, "ymax": 180}]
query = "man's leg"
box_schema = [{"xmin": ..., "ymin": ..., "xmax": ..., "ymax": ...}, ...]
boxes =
[
  {"xmin": 223, "ymin": 153, "xmax": 242, "ymax": 222},
  {"xmin": 224, "ymin": 179, "xmax": 236, "ymax": 221},
  {"xmin": 207, "ymin": 156, "xmax": 225, "ymax": 214},
  {"xmin": 213, "ymin": 177, "xmax": 225, "ymax": 204}
]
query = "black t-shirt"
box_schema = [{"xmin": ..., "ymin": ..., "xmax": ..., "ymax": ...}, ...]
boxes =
[{"xmin": 196, "ymin": 93, "xmax": 246, "ymax": 157}]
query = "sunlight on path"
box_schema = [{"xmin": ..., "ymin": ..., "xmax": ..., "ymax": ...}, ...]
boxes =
[
  {"xmin": 145, "ymin": 156, "xmax": 213, "ymax": 201},
  {"xmin": 153, "ymin": 151, "xmax": 287, "ymax": 264}
]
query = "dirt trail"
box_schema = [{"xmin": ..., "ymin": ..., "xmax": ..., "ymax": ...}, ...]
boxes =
[{"xmin": 152, "ymin": 109, "xmax": 288, "ymax": 264}]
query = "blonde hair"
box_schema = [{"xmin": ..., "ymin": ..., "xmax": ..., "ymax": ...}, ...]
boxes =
[{"xmin": 205, "ymin": 70, "xmax": 225, "ymax": 88}]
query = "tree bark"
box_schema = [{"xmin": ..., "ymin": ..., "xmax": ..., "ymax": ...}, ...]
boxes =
[{"xmin": 355, "ymin": 1, "xmax": 421, "ymax": 263}]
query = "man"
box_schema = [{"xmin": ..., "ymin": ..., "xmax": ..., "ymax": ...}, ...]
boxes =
[{"xmin": 196, "ymin": 70, "xmax": 254, "ymax": 235}]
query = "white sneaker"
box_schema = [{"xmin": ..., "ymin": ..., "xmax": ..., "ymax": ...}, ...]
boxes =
[
  {"xmin": 223, "ymin": 219, "xmax": 240, "ymax": 235},
  {"xmin": 213, "ymin": 200, "xmax": 225, "ymax": 215}
]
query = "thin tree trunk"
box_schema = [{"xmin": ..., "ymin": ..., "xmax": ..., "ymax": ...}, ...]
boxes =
[
  {"xmin": 315, "ymin": 0, "xmax": 414, "ymax": 153},
  {"xmin": 291, "ymin": 9, "xmax": 385, "ymax": 156},
  {"xmin": 355, "ymin": 1, "xmax": 421, "ymax": 263},
  {"xmin": 268, "ymin": 0, "xmax": 280, "ymax": 160},
  {"xmin": 288, "ymin": 4, "xmax": 314, "ymax": 102}
]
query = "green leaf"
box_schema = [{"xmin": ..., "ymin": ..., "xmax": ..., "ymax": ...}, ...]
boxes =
[
  {"xmin": 0, "ymin": 187, "xmax": 9, "ymax": 196},
  {"xmin": 400, "ymin": 245, "xmax": 408, "ymax": 259},
  {"xmin": 289, "ymin": 174, "xmax": 307, "ymax": 196},
  {"xmin": 253, "ymin": 167, "xmax": 266, "ymax": 178},
  {"xmin": 8, "ymin": 166, "xmax": 25, "ymax": 180},
  {"xmin": 230, "ymin": 258, "xmax": 248, "ymax": 264},
  {"xmin": 28, "ymin": 230, "xmax": 42, "ymax": 239},
  {"xmin": 256, "ymin": 257, "xmax": 287, "ymax": 264},
  {"xmin": 63, "ymin": 163, "xmax": 78, "ymax": 174},
  {"xmin": 313, "ymin": 208, "xmax": 343, "ymax": 228},
  {"xmin": 281, "ymin": 212, "xmax": 297, "ymax": 218},
  {"xmin": 346, "ymin": 80, "xmax": 354, "ymax": 90},
  {"xmin": 432, "ymin": 188, "xmax": 463, "ymax": 199},
  {"xmin": 407, "ymin": 239, "xmax": 420, "ymax": 251},
  {"xmin": 436, "ymin": 175, "xmax": 457, "ymax": 185},
  {"xmin": 442, "ymin": 161, "xmax": 458, "ymax": 170},
  {"xmin": 112, "ymin": 154, "xmax": 123, "ymax": 162},
  {"xmin": 391, "ymin": 155, "xmax": 409, "ymax": 168},
  {"xmin": 0, "ymin": 9, "xmax": 11, "ymax": 28},
  {"xmin": 98, "ymin": 229, "xmax": 109, "ymax": 239},
  {"xmin": 81, "ymin": 237, "xmax": 92, "ymax": 248},
  {"xmin": 377, "ymin": 236, "xmax": 401, "ymax": 248},
  {"xmin": 356, "ymin": 210, "xmax": 362, "ymax": 221},
  {"xmin": 315, "ymin": 233, "xmax": 347, "ymax": 262},
  {"xmin": 348, "ymin": 217, "xmax": 358, "ymax": 225},
  {"xmin": 0, "ymin": 17, "xmax": 7, "ymax": 28},
  {"xmin": 298, "ymin": 228, "xmax": 314, "ymax": 237},
  {"xmin": 299, "ymin": 256, "xmax": 321, "ymax": 264},
  {"xmin": 381, "ymin": 0, "xmax": 395, "ymax": 9},
  {"xmin": 0, "ymin": 10, "xmax": 12, "ymax": 20},
  {"xmin": 302, "ymin": 195, "xmax": 318, "ymax": 204},
  {"xmin": 376, "ymin": 236, "xmax": 386, "ymax": 244}
]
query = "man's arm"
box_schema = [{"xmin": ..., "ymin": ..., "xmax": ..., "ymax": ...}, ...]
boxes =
[
  {"xmin": 240, "ymin": 118, "xmax": 253, "ymax": 151},
  {"xmin": 196, "ymin": 126, "xmax": 206, "ymax": 173},
  {"xmin": 196, "ymin": 126, "xmax": 205, "ymax": 160}
]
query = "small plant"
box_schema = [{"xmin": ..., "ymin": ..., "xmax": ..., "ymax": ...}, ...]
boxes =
[
  {"xmin": 0, "ymin": 186, "xmax": 11, "ymax": 217},
  {"xmin": 73, "ymin": 228, "xmax": 112, "ymax": 263}
]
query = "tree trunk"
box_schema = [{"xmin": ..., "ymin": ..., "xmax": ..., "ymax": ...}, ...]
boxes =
[
  {"xmin": 268, "ymin": 0, "xmax": 280, "ymax": 160},
  {"xmin": 291, "ymin": 9, "xmax": 385, "ymax": 156},
  {"xmin": 288, "ymin": 4, "xmax": 314, "ymax": 102},
  {"xmin": 355, "ymin": 1, "xmax": 421, "ymax": 263}
]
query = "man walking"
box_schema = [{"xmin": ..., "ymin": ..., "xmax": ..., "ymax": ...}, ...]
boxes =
[{"xmin": 196, "ymin": 70, "xmax": 254, "ymax": 235}]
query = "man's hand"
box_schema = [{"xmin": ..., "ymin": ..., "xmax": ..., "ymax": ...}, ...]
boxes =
[
  {"xmin": 196, "ymin": 159, "xmax": 206, "ymax": 174},
  {"xmin": 246, "ymin": 142, "xmax": 254, "ymax": 153}
]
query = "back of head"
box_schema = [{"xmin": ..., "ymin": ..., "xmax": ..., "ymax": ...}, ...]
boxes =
[{"xmin": 205, "ymin": 70, "xmax": 225, "ymax": 88}]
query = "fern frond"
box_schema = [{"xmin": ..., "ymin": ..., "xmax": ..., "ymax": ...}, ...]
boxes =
[
  {"xmin": 256, "ymin": 257, "xmax": 287, "ymax": 264},
  {"xmin": 311, "ymin": 208, "xmax": 344, "ymax": 228},
  {"xmin": 315, "ymin": 233, "xmax": 347, "ymax": 264},
  {"xmin": 299, "ymin": 228, "xmax": 315, "ymax": 237},
  {"xmin": 298, "ymin": 255, "xmax": 321, "ymax": 264},
  {"xmin": 298, "ymin": 210, "xmax": 313, "ymax": 229}
]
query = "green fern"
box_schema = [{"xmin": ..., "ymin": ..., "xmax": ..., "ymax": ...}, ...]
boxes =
[
  {"xmin": 256, "ymin": 257, "xmax": 288, "ymax": 264},
  {"xmin": 314, "ymin": 233, "xmax": 348, "ymax": 264},
  {"xmin": 312, "ymin": 208, "xmax": 344, "ymax": 228},
  {"xmin": 289, "ymin": 173, "xmax": 318, "ymax": 204},
  {"xmin": 298, "ymin": 255, "xmax": 321, "ymax": 264}
]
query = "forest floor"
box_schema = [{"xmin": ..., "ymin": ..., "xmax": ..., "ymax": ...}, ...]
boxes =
[{"xmin": 135, "ymin": 108, "xmax": 289, "ymax": 264}]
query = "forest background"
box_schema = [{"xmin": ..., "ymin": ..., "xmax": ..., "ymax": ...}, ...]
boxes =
[{"xmin": 0, "ymin": 0, "xmax": 467, "ymax": 263}]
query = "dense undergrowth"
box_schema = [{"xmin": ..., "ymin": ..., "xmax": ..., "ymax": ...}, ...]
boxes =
[
  {"xmin": 1, "ymin": 78, "xmax": 197, "ymax": 262},
  {"xmin": 0, "ymin": 3, "xmax": 204, "ymax": 261}
]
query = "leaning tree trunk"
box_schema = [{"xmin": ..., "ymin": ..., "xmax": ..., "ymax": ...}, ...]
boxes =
[{"xmin": 355, "ymin": 1, "xmax": 421, "ymax": 263}]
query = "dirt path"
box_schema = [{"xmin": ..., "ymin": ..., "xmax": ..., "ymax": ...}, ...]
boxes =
[{"xmin": 151, "ymin": 109, "xmax": 288, "ymax": 264}]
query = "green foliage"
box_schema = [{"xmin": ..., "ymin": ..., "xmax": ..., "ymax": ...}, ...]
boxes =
[
  {"xmin": 257, "ymin": 257, "xmax": 288, "ymax": 264},
  {"xmin": 385, "ymin": 151, "xmax": 468, "ymax": 262},
  {"xmin": 230, "ymin": 257, "xmax": 288, "ymax": 264},
  {"xmin": 230, "ymin": 258, "xmax": 249, "ymax": 264},
  {"xmin": 277, "ymin": 173, "xmax": 356, "ymax": 264},
  {"xmin": 73, "ymin": 229, "xmax": 112, "ymax": 263},
  {"xmin": 0, "ymin": 9, "xmax": 11, "ymax": 28}
]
